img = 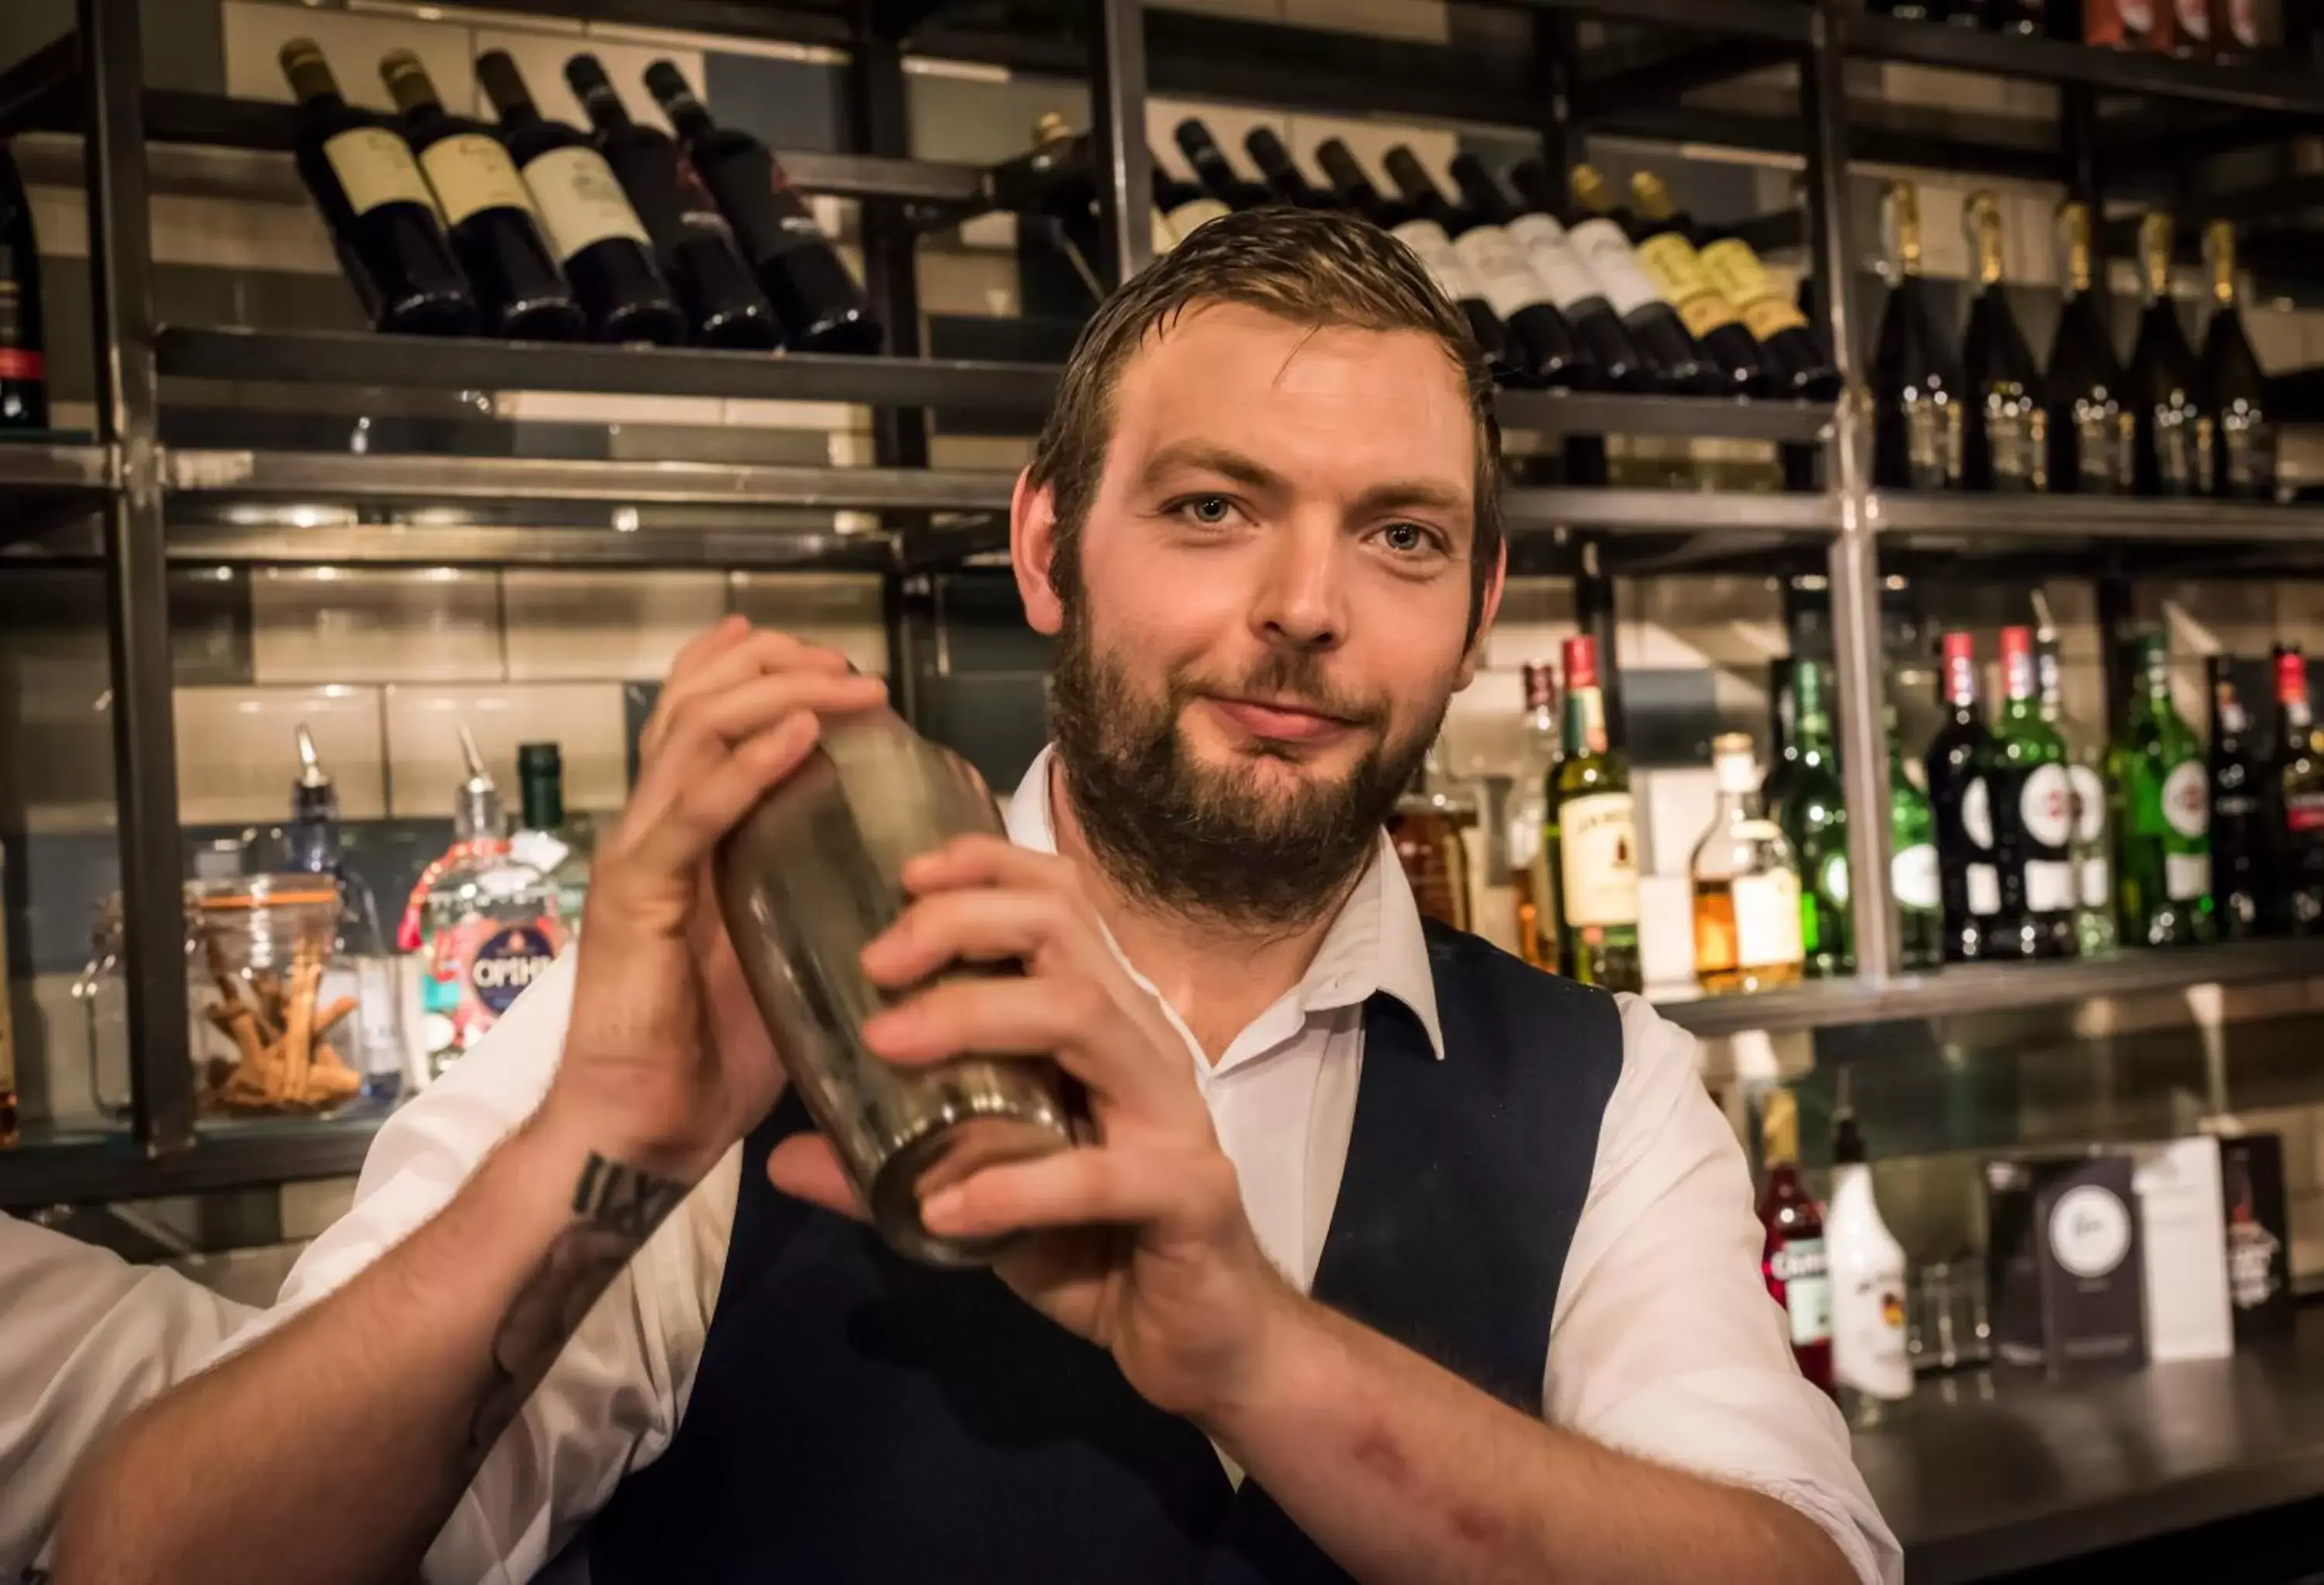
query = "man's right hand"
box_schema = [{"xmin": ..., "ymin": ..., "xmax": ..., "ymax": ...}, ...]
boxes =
[{"xmin": 541, "ymin": 617, "xmax": 889, "ymax": 1182}]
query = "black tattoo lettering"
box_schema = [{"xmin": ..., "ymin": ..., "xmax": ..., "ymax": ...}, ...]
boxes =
[{"xmin": 466, "ymin": 1152, "xmax": 689, "ymax": 1466}]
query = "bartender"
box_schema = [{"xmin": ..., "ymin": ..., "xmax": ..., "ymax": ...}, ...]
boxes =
[{"xmin": 58, "ymin": 207, "xmax": 1896, "ymax": 1584}]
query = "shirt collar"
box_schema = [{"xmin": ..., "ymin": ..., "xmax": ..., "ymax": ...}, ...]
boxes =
[{"xmin": 1005, "ymin": 745, "xmax": 1446, "ymax": 1060}]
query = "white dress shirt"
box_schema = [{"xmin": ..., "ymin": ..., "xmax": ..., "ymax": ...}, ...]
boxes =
[{"xmin": 222, "ymin": 747, "xmax": 1901, "ymax": 1584}]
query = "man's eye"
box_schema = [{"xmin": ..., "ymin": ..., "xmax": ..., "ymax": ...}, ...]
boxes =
[
  {"xmin": 1381, "ymin": 522, "xmax": 1432, "ymax": 553},
  {"xmin": 1181, "ymin": 495, "xmax": 1233, "ymax": 526}
]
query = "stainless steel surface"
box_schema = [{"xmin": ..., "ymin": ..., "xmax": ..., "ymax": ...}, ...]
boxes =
[
  {"xmin": 1493, "ymin": 390, "xmax": 1832, "ymax": 443},
  {"xmin": 1859, "ymin": 1310, "xmax": 2324, "ymax": 1583},
  {"xmin": 0, "ymin": 441, "xmax": 113, "ymax": 491},
  {"xmin": 159, "ymin": 520, "xmax": 900, "ymax": 570},
  {"xmin": 1497, "ymin": 488, "xmax": 1835, "ymax": 536},
  {"xmin": 713, "ymin": 711, "xmax": 1080, "ymax": 1268},
  {"xmin": 1088, "ymin": 0, "xmax": 1153, "ymax": 286},
  {"xmin": 1875, "ymin": 492, "xmax": 2324, "ymax": 545}
]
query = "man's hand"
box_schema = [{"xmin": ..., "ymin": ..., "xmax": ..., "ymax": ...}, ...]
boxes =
[
  {"xmin": 767, "ymin": 835, "xmax": 1298, "ymax": 1423},
  {"xmin": 546, "ymin": 616, "xmax": 888, "ymax": 1181}
]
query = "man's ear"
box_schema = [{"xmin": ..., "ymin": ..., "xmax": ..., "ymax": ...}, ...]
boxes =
[
  {"xmin": 1012, "ymin": 469, "xmax": 1066, "ymax": 638},
  {"xmin": 1452, "ymin": 536, "xmax": 1509, "ymax": 690}
]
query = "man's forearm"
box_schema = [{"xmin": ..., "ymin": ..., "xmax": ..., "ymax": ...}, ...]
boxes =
[
  {"xmin": 53, "ymin": 1109, "xmax": 688, "ymax": 1585},
  {"xmin": 1212, "ymin": 1298, "xmax": 1858, "ymax": 1585}
]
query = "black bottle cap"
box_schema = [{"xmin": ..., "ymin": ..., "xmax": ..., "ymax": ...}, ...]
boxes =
[{"xmin": 1834, "ymin": 1111, "xmax": 1867, "ymax": 1166}]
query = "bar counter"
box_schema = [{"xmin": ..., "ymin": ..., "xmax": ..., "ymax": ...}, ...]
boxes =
[{"xmin": 1855, "ymin": 1308, "xmax": 2324, "ymax": 1582}]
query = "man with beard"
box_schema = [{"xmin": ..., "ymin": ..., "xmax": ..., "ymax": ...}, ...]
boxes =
[{"xmin": 60, "ymin": 208, "xmax": 1895, "ymax": 1585}]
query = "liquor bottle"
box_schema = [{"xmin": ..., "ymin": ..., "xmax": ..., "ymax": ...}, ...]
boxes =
[
  {"xmin": 2110, "ymin": 631, "xmax": 2215, "ymax": 947},
  {"xmin": 2200, "ymin": 220, "xmax": 2276, "ymax": 500},
  {"xmin": 563, "ymin": 54, "xmax": 778, "ymax": 349},
  {"xmin": 1550, "ymin": 635, "xmax": 1642, "ymax": 992},
  {"xmin": 275, "ymin": 41, "xmax": 475, "ymax": 341},
  {"xmin": 2274, "ymin": 648, "xmax": 2324, "ymax": 934},
  {"xmin": 1763, "ymin": 656, "xmax": 1799, "ymax": 817},
  {"xmin": 1778, "ymin": 658, "xmax": 1853, "ymax": 978},
  {"xmin": 2032, "ymin": 597, "xmax": 2117, "ymax": 957},
  {"xmin": 1960, "ymin": 192, "xmax": 2048, "ymax": 493},
  {"xmin": 1872, "ymin": 181, "xmax": 1965, "ymax": 490},
  {"xmin": 2044, "ymin": 201, "xmax": 2133, "ymax": 494},
  {"xmin": 1827, "ymin": 1103, "xmax": 1913, "ymax": 1418},
  {"xmin": 1512, "ymin": 661, "xmax": 1563, "ymax": 972},
  {"xmin": 1451, "ymin": 155, "xmax": 1649, "ymax": 392},
  {"xmin": 1686, "ymin": 200, "xmax": 1842, "ymax": 402},
  {"xmin": 410, "ymin": 729, "xmax": 569, "ymax": 1078},
  {"xmin": 379, "ymin": 51, "xmax": 582, "ymax": 342},
  {"xmin": 1887, "ymin": 708, "xmax": 1946, "ymax": 971},
  {"xmin": 1927, "ymin": 631, "xmax": 1999, "ymax": 963},
  {"xmin": 1243, "ymin": 128, "xmax": 1331, "ymax": 209},
  {"xmin": 1981, "ymin": 626, "xmax": 2077, "ymax": 959},
  {"xmin": 1386, "ymin": 146, "xmax": 1587, "ymax": 390},
  {"xmin": 1691, "ymin": 732, "xmax": 1806, "ymax": 995},
  {"xmin": 2208, "ymin": 656, "xmax": 2267, "ymax": 940},
  {"xmin": 283, "ymin": 724, "xmax": 405, "ymax": 1102},
  {"xmin": 1757, "ymin": 1088, "xmax": 1835, "ymax": 1398},
  {"xmin": 645, "ymin": 60, "xmax": 879, "ymax": 353},
  {"xmin": 507, "ymin": 741, "xmax": 592, "ymax": 929},
  {"xmin": 474, "ymin": 52, "xmax": 683, "ymax": 347},
  {"xmin": 1560, "ymin": 164, "xmax": 1721, "ymax": 395},
  {"xmin": 1315, "ymin": 139, "xmax": 1510, "ymax": 373},
  {"xmin": 1389, "ymin": 745, "xmax": 1475, "ymax": 933},
  {"xmin": 2128, "ymin": 212, "xmax": 2212, "ymax": 497},
  {"xmin": 1173, "ymin": 119, "xmax": 1274, "ymax": 211},
  {"xmin": 1623, "ymin": 171, "xmax": 1771, "ymax": 398}
]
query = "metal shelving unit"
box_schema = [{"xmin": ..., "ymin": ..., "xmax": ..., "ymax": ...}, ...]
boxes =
[{"xmin": 11, "ymin": 0, "xmax": 2324, "ymax": 1205}]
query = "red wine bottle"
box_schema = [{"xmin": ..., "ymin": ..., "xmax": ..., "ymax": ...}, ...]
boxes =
[
  {"xmin": 276, "ymin": 40, "xmax": 475, "ymax": 339},
  {"xmin": 1531, "ymin": 160, "xmax": 1717, "ymax": 395},
  {"xmin": 1385, "ymin": 146, "xmax": 1587, "ymax": 390},
  {"xmin": 645, "ymin": 60, "xmax": 879, "ymax": 354},
  {"xmin": 1174, "ymin": 119, "xmax": 1275, "ymax": 211},
  {"xmin": 1450, "ymin": 155, "xmax": 1647, "ymax": 393},
  {"xmin": 564, "ymin": 54, "xmax": 777, "ymax": 350},
  {"xmin": 2200, "ymin": 220, "xmax": 2275, "ymax": 500},
  {"xmin": 1960, "ymin": 192, "xmax": 2047, "ymax": 491},
  {"xmin": 0, "ymin": 137, "xmax": 46, "ymax": 430},
  {"xmin": 476, "ymin": 52, "xmax": 683, "ymax": 346},
  {"xmin": 1621, "ymin": 170, "xmax": 1771, "ymax": 398},
  {"xmin": 380, "ymin": 50, "xmax": 581, "ymax": 342},
  {"xmin": 2043, "ymin": 201, "xmax": 2132, "ymax": 493},
  {"xmin": 1243, "ymin": 127, "xmax": 1332, "ymax": 209},
  {"xmin": 1678, "ymin": 193, "xmax": 1841, "ymax": 402},
  {"xmin": 1313, "ymin": 138, "xmax": 1510, "ymax": 376}
]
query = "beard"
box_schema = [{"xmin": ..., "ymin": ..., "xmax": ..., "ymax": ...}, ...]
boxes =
[{"xmin": 1046, "ymin": 597, "xmax": 1444, "ymax": 934}]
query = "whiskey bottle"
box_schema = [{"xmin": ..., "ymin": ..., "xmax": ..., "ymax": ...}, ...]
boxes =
[
  {"xmin": 1388, "ymin": 742, "xmax": 1476, "ymax": 933},
  {"xmin": 1691, "ymin": 733, "xmax": 1805, "ymax": 995}
]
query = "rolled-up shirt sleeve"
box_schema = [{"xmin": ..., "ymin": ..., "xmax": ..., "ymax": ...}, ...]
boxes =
[
  {"xmin": 203, "ymin": 952, "xmax": 737, "ymax": 1585},
  {"xmin": 1544, "ymin": 995, "xmax": 1901, "ymax": 1585}
]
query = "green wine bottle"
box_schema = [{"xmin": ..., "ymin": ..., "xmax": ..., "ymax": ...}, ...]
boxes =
[
  {"xmin": 1779, "ymin": 658, "xmax": 1853, "ymax": 978},
  {"xmin": 2109, "ymin": 631, "xmax": 2214, "ymax": 947},
  {"xmin": 1886, "ymin": 706, "xmax": 1944, "ymax": 971},
  {"xmin": 1552, "ymin": 634, "xmax": 1642, "ymax": 992}
]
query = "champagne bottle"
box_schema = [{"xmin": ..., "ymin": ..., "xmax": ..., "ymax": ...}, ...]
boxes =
[
  {"xmin": 1872, "ymin": 181, "xmax": 1965, "ymax": 490},
  {"xmin": 2044, "ymin": 201, "xmax": 2132, "ymax": 494},
  {"xmin": 1386, "ymin": 146, "xmax": 1587, "ymax": 390},
  {"xmin": 2128, "ymin": 212, "xmax": 2212, "ymax": 497},
  {"xmin": 1776, "ymin": 658, "xmax": 1853, "ymax": 978},
  {"xmin": 2209, "ymin": 655, "xmax": 2267, "ymax": 940},
  {"xmin": 1960, "ymin": 192, "xmax": 2047, "ymax": 492},
  {"xmin": 1551, "ymin": 636, "xmax": 1642, "ymax": 993},
  {"xmin": 1451, "ymin": 154, "xmax": 1646, "ymax": 391},
  {"xmin": 1314, "ymin": 139, "xmax": 1510, "ymax": 374},
  {"xmin": 1981, "ymin": 625, "xmax": 2077, "ymax": 958},
  {"xmin": 1515, "ymin": 160, "xmax": 1714, "ymax": 394},
  {"xmin": 2110, "ymin": 631, "xmax": 2214, "ymax": 947},
  {"xmin": 1621, "ymin": 171, "xmax": 1770, "ymax": 397},
  {"xmin": 2201, "ymin": 220, "xmax": 2276, "ymax": 500},
  {"xmin": 1927, "ymin": 631, "xmax": 1999, "ymax": 963}
]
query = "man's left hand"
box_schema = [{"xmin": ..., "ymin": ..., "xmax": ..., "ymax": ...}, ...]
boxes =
[{"xmin": 765, "ymin": 834, "xmax": 1298, "ymax": 1425}]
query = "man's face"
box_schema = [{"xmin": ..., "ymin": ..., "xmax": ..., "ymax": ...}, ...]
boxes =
[{"xmin": 1016, "ymin": 301, "xmax": 1500, "ymax": 929}]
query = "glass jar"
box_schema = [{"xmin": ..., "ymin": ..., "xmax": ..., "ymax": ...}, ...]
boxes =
[
  {"xmin": 77, "ymin": 894, "xmax": 205, "ymax": 1123},
  {"xmin": 188, "ymin": 873, "xmax": 371, "ymax": 1116}
]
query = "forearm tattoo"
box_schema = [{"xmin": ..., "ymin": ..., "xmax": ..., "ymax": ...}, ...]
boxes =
[{"xmin": 466, "ymin": 1153, "xmax": 689, "ymax": 1464}]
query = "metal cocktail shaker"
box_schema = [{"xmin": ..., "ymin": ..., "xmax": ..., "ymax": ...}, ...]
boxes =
[{"xmin": 713, "ymin": 707, "xmax": 1081, "ymax": 1267}]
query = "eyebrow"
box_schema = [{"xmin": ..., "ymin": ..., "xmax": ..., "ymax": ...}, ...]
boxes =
[
  {"xmin": 1136, "ymin": 442, "xmax": 1289, "ymax": 497},
  {"xmin": 1349, "ymin": 479, "xmax": 1470, "ymax": 521}
]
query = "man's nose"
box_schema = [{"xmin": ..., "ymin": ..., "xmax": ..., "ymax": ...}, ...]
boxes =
[{"xmin": 1252, "ymin": 517, "xmax": 1347, "ymax": 650}]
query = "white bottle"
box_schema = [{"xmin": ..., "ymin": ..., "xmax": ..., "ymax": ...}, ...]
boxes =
[{"xmin": 1826, "ymin": 1110, "xmax": 1913, "ymax": 1412}]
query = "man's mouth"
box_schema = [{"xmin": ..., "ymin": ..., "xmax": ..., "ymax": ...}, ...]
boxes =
[{"xmin": 1204, "ymin": 694, "xmax": 1360, "ymax": 743}]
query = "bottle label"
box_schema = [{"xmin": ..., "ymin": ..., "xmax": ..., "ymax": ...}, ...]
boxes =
[
  {"xmin": 1895, "ymin": 397, "xmax": 1965, "ymax": 490},
  {"xmin": 1557, "ymin": 792, "xmax": 1641, "ymax": 927},
  {"xmin": 0, "ymin": 347, "xmax": 43, "ymax": 380},
  {"xmin": 1451, "ymin": 224, "xmax": 1552, "ymax": 322},
  {"xmin": 2024, "ymin": 859, "xmax": 2076, "ymax": 914},
  {"xmin": 2167, "ymin": 851, "xmax": 2209, "ymax": 901},
  {"xmin": 2075, "ymin": 408, "xmax": 2135, "ymax": 492},
  {"xmin": 2220, "ymin": 413, "xmax": 2276, "ymax": 499},
  {"xmin": 1985, "ymin": 399, "xmax": 2048, "ymax": 491},
  {"xmin": 1833, "ymin": 1266, "xmax": 1913, "ymax": 1400},
  {"xmin": 2150, "ymin": 402, "xmax": 2202, "ymax": 496},
  {"xmin": 1391, "ymin": 218, "xmax": 1484, "ymax": 304},
  {"xmin": 1504, "ymin": 212, "xmax": 1604, "ymax": 315},
  {"xmin": 1892, "ymin": 843, "xmax": 1941, "ymax": 911},
  {"xmin": 1968, "ymin": 863, "xmax": 2002, "ymax": 916},
  {"xmin": 2288, "ymin": 793, "xmax": 2324, "ymax": 834},
  {"xmin": 324, "ymin": 125, "xmax": 438, "ymax": 219},
  {"xmin": 1166, "ymin": 195, "xmax": 1231, "ymax": 242},
  {"xmin": 2163, "ymin": 759, "xmax": 2208, "ymax": 839},
  {"xmin": 1770, "ymin": 1239, "xmax": 1834, "ymax": 1347},
  {"xmin": 2070, "ymin": 764, "xmax": 2108, "ymax": 844},
  {"xmin": 1732, "ymin": 869, "xmax": 1804, "ymax": 969},
  {"xmin": 522, "ymin": 144, "xmax": 651, "ymax": 262},
  {"xmin": 2081, "ymin": 856, "xmax": 2112, "ymax": 910},
  {"xmin": 1698, "ymin": 239, "xmax": 1810, "ymax": 335},
  {"xmin": 1961, "ymin": 777, "xmax": 1994, "ymax": 851},
  {"xmin": 2018, "ymin": 763, "xmax": 2075, "ymax": 848},
  {"xmin": 419, "ymin": 132, "xmax": 538, "ymax": 227},
  {"xmin": 1636, "ymin": 234, "xmax": 1741, "ymax": 339},
  {"xmin": 2049, "ymin": 1184, "xmax": 2133, "ymax": 1279},
  {"xmin": 425, "ymin": 906, "xmax": 567, "ymax": 1064},
  {"xmin": 469, "ymin": 923, "xmax": 561, "ymax": 1014},
  {"xmin": 1568, "ymin": 218, "xmax": 1664, "ymax": 318},
  {"xmin": 2229, "ymin": 1219, "xmax": 2282, "ymax": 1309}
]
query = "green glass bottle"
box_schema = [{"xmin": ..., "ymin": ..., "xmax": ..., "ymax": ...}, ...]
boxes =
[
  {"xmin": 1779, "ymin": 658, "xmax": 1853, "ymax": 978},
  {"xmin": 1981, "ymin": 625, "xmax": 2078, "ymax": 960},
  {"xmin": 1551, "ymin": 634, "xmax": 1642, "ymax": 992},
  {"xmin": 2109, "ymin": 631, "xmax": 2214, "ymax": 947},
  {"xmin": 1886, "ymin": 706, "xmax": 1944, "ymax": 971}
]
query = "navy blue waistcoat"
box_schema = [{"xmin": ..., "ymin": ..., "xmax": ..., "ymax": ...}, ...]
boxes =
[{"xmin": 584, "ymin": 923, "xmax": 1621, "ymax": 1583}]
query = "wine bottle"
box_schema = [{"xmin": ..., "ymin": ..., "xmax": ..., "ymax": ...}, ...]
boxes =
[
  {"xmin": 1549, "ymin": 635, "xmax": 1642, "ymax": 993},
  {"xmin": 2033, "ymin": 596, "xmax": 2116, "ymax": 958},
  {"xmin": 1960, "ymin": 192, "xmax": 2047, "ymax": 492},
  {"xmin": 1559, "ymin": 164, "xmax": 1719, "ymax": 395},
  {"xmin": 1156, "ymin": 160, "xmax": 1231, "ymax": 245},
  {"xmin": 2044, "ymin": 201, "xmax": 2132, "ymax": 494},
  {"xmin": 380, "ymin": 51, "xmax": 581, "ymax": 342},
  {"xmin": 1242, "ymin": 128, "xmax": 1331, "ymax": 208},
  {"xmin": 1981, "ymin": 625, "xmax": 2077, "ymax": 958},
  {"xmin": 2201, "ymin": 220, "xmax": 2276, "ymax": 500},
  {"xmin": 1173, "ymin": 119, "xmax": 1274, "ymax": 211},
  {"xmin": 1764, "ymin": 655, "xmax": 1799, "ymax": 817},
  {"xmin": 475, "ymin": 51, "xmax": 682, "ymax": 346},
  {"xmin": 1385, "ymin": 146, "xmax": 1587, "ymax": 390},
  {"xmin": 2128, "ymin": 212, "xmax": 2212, "ymax": 497},
  {"xmin": 1776, "ymin": 658, "xmax": 1853, "ymax": 978},
  {"xmin": 2274, "ymin": 647, "xmax": 2324, "ymax": 935},
  {"xmin": 2209, "ymin": 655, "xmax": 2267, "ymax": 939},
  {"xmin": 1887, "ymin": 707, "xmax": 1946, "ymax": 971},
  {"xmin": 1450, "ymin": 154, "xmax": 1650, "ymax": 392},
  {"xmin": 0, "ymin": 137, "xmax": 48, "ymax": 429},
  {"xmin": 1314, "ymin": 139, "xmax": 1510, "ymax": 373},
  {"xmin": 1871, "ymin": 182, "xmax": 1965, "ymax": 490},
  {"xmin": 1685, "ymin": 198, "xmax": 1841, "ymax": 401},
  {"xmin": 564, "ymin": 54, "xmax": 778, "ymax": 350},
  {"xmin": 1927, "ymin": 631, "xmax": 1999, "ymax": 963},
  {"xmin": 1623, "ymin": 171, "xmax": 1771, "ymax": 397},
  {"xmin": 645, "ymin": 60, "xmax": 879, "ymax": 354},
  {"xmin": 276, "ymin": 41, "xmax": 475, "ymax": 341},
  {"xmin": 2110, "ymin": 630, "xmax": 2215, "ymax": 947}
]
